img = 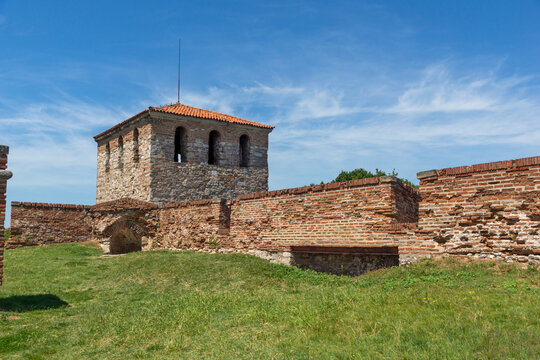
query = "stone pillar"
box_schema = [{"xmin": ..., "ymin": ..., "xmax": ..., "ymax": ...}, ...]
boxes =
[{"xmin": 0, "ymin": 145, "xmax": 13, "ymax": 286}]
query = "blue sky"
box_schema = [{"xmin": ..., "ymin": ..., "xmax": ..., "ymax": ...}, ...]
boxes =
[{"xmin": 1, "ymin": 1, "xmax": 540, "ymax": 225}]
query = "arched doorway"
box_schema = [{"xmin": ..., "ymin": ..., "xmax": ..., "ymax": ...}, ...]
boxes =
[{"xmin": 109, "ymin": 228, "xmax": 142, "ymax": 254}]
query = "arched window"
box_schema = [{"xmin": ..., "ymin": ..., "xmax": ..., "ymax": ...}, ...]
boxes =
[
  {"xmin": 118, "ymin": 136, "xmax": 124, "ymax": 169},
  {"xmin": 208, "ymin": 130, "xmax": 220, "ymax": 165},
  {"xmin": 174, "ymin": 127, "xmax": 187, "ymax": 163},
  {"xmin": 105, "ymin": 143, "xmax": 110, "ymax": 172},
  {"xmin": 239, "ymin": 134, "xmax": 250, "ymax": 167},
  {"xmin": 118, "ymin": 136, "xmax": 124, "ymax": 157},
  {"xmin": 133, "ymin": 128, "xmax": 139, "ymax": 163}
]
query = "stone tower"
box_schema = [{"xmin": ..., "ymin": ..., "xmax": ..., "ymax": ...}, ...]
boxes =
[{"xmin": 94, "ymin": 103, "xmax": 274, "ymax": 205}]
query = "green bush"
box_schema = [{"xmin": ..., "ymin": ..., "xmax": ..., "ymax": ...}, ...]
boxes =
[
  {"xmin": 312, "ymin": 168, "xmax": 419, "ymax": 189},
  {"xmin": 337, "ymin": 168, "xmax": 419, "ymax": 189}
]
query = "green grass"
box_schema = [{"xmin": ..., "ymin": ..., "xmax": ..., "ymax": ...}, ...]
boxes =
[{"xmin": 0, "ymin": 243, "xmax": 538, "ymax": 359}]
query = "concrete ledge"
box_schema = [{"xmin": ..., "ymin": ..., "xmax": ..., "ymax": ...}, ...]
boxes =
[
  {"xmin": 0, "ymin": 170, "xmax": 13, "ymax": 180},
  {"xmin": 417, "ymin": 170, "xmax": 438, "ymax": 180},
  {"xmin": 0, "ymin": 145, "xmax": 8, "ymax": 155}
]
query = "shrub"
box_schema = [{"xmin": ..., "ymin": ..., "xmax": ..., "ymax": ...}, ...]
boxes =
[{"xmin": 333, "ymin": 168, "xmax": 419, "ymax": 189}]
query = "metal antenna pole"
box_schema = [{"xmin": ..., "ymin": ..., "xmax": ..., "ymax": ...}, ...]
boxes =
[{"xmin": 177, "ymin": 38, "xmax": 181, "ymax": 103}]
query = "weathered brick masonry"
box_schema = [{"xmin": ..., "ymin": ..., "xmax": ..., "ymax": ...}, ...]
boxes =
[
  {"xmin": 0, "ymin": 145, "xmax": 13, "ymax": 285},
  {"xmin": 8, "ymin": 202, "xmax": 92, "ymax": 248},
  {"xmin": 145, "ymin": 199, "xmax": 230, "ymax": 252},
  {"xmin": 7, "ymin": 154, "xmax": 540, "ymax": 269},
  {"xmin": 142, "ymin": 177, "xmax": 418, "ymax": 263},
  {"xmin": 407, "ymin": 155, "xmax": 540, "ymax": 264},
  {"xmin": 88, "ymin": 198, "xmax": 158, "ymax": 254},
  {"xmin": 228, "ymin": 177, "xmax": 418, "ymax": 254}
]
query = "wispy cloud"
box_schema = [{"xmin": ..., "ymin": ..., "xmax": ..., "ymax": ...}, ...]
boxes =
[
  {"xmin": 0, "ymin": 96, "xmax": 132, "ymax": 188},
  {"xmin": 387, "ymin": 64, "xmax": 536, "ymax": 114},
  {"xmin": 2, "ymin": 61, "xmax": 539, "ymax": 195},
  {"xmin": 155, "ymin": 62, "xmax": 540, "ymax": 187}
]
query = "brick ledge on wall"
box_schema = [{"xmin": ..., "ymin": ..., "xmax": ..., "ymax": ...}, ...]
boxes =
[{"xmin": 417, "ymin": 155, "xmax": 540, "ymax": 180}]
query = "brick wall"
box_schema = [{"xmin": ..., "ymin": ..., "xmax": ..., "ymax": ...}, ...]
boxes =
[
  {"xmin": 8, "ymin": 202, "xmax": 92, "ymax": 248},
  {"xmin": 149, "ymin": 114, "xmax": 271, "ymax": 204},
  {"xmin": 145, "ymin": 199, "xmax": 230, "ymax": 251},
  {"xmin": 137, "ymin": 176, "xmax": 417, "ymax": 271},
  {"xmin": 406, "ymin": 156, "xmax": 540, "ymax": 264},
  {"xmin": 228, "ymin": 177, "xmax": 418, "ymax": 258},
  {"xmin": 0, "ymin": 145, "xmax": 13, "ymax": 285},
  {"xmin": 7, "ymin": 154, "xmax": 539, "ymax": 268}
]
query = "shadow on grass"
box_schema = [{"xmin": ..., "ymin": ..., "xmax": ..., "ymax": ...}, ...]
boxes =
[{"xmin": 0, "ymin": 294, "xmax": 69, "ymax": 312}]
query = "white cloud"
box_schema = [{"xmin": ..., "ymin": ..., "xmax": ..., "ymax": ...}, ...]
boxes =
[
  {"xmin": 388, "ymin": 64, "xmax": 535, "ymax": 113},
  {"xmin": 0, "ymin": 96, "xmax": 132, "ymax": 188},
  {"xmin": 159, "ymin": 63, "xmax": 540, "ymax": 188},
  {"xmin": 1, "ymin": 61, "xmax": 539, "ymax": 194}
]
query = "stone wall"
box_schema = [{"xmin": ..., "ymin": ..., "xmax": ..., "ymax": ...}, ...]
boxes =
[
  {"xmin": 96, "ymin": 121, "xmax": 153, "ymax": 203},
  {"xmin": 88, "ymin": 198, "xmax": 158, "ymax": 254},
  {"xmin": 95, "ymin": 112, "xmax": 271, "ymax": 205},
  {"xmin": 407, "ymin": 155, "xmax": 540, "ymax": 264},
  {"xmin": 149, "ymin": 114, "xmax": 270, "ymax": 204},
  {"xmin": 137, "ymin": 176, "xmax": 415, "ymax": 273},
  {"xmin": 8, "ymin": 202, "xmax": 92, "ymax": 248},
  {"xmin": 149, "ymin": 163, "xmax": 268, "ymax": 205},
  {"xmin": 0, "ymin": 145, "xmax": 13, "ymax": 285}
]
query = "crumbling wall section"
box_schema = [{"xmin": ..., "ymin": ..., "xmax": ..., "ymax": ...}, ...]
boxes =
[
  {"xmin": 145, "ymin": 199, "xmax": 230, "ymax": 251},
  {"xmin": 408, "ymin": 156, "xmax": 540, "ymax": 264},
  {"xmin": 88, "ymin": 198, "xmax": 159, "ymax": 254}
]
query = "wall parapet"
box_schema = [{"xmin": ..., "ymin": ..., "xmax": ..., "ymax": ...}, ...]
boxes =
[
  {"xmin": 11, "ymin": 202, "xmax": 90, "ymax": 210},
  {"xmin": 417, "ymin": 155, "xmax": 540, "ymax": 180},
  {"xmin": 90, "ymin": 198, "xmax": 158, "ymax": 212},
  {"xmin": 236, "ymin": 176, "xmax": 421, "ymax": 202}
]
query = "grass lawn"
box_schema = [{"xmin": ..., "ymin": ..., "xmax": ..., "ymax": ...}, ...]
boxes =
[{"xmin": 0, "ymin": 243, "xmax": 538, "ymax": 359}]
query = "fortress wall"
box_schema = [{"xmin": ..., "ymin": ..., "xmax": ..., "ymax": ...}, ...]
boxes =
[
  {"xmin": 144, "ymin": 199, "xmax": 230, "ymax": 251},
  {"xmin": 0, "ymin": 145, "xmax": 12, "ymax": 285},
  {"xmin": 6, "ymin": 154, "xmax": 539, "ymax": 269},
  {"xmin": 228, "ymin": 177, "xmax": 417, "ymax": 257},
  {"xmin": 403, "ymin": 156, "xmax": 540, "ymax": 264},
  {"xmin": 8, "ymin": 202, "xmax": 93, "ymax": 249},
  {"xmin": 142, "ymin": 177, "xmax": 417, "ymax": 274}
]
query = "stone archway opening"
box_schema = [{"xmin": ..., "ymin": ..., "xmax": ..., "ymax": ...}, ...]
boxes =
[{"xmin": 109, "ymin": 228, "xmax": 142, "ymax": 254}]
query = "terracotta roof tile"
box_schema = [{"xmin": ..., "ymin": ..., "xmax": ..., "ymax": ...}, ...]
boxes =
[
  {"xmin": 150, "ymin": 103, "xmax": 273, "ymax": 129},
  {"xmin": 94, "ymin": 103, "xmax": 273, "ymax": 140}
]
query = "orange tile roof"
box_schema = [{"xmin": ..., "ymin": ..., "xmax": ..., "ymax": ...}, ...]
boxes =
[
  {"xmin": 94, "ymin": 103, "xmax": 273, "ymax": 140},
  {"xmin": 151, "ymin": 103, "xmax": 274, "ymax": 129}
]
